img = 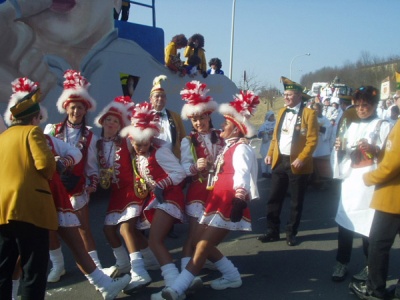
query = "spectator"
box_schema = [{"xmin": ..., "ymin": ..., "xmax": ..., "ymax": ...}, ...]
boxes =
[
  {"xmin": 376, "ymin": 99, "xmax": 387, "ymax": 119},
  {"xmin": 114, "ymin": 0, "xmax": 130, "ymax": 21},
  {"xmin": 310, "ymin": 102, "xmax": 332, "ymax": 188},
  {"xmin": 387, "ymin": 105, "xmax": 399, "ymax": 126},
  {"xmin": 207, "ymin": 58, "xmax": 224, "ymax": 75},
  {"xmin": 185, "ymin": 55, "xmax": 202, "ymax": 77},
  {"xmin": 323, "ymin": 98, "xmax": 339, "ymax": 122},
  {"xmin": 120, "ymin": 73, "xmax": 139, "ymax": 98},
  {"xmin": 184, "ymin": 34, "xmax": 207, "ymax": 77},
  {"xmin": 258, "ymin": 111, "xmax": 275, "ymax": 178},
  {"xmin": 165, "ymin": 34, "xmax": 188, "ymax": 74}
]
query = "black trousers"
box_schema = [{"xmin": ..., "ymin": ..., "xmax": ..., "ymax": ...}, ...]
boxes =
[
  {"xmin": 336, "ymin": 225, "xmax": 369, "ymax": 264},
  {"xmin": 114, "ymin": 3, "xmax": 130, "ymax": 21},
  {"xmin": 0, "ymin": 221, "xmax": 49, "ymax": 300},
  {"xmin": 367, "ymin": 210, "xmax": 400, "ymax": 297},
  {"xmin": 266, "ymin": 155, "xmax": 309, "ymax": 236}
]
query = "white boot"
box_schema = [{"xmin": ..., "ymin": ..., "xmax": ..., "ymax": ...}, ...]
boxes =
[
  {"xmin": 86, "ymin": 268, "xmax": 130, "ymax": 300},
  {"xmin": 123, "ymin": 252, "xmax": 152, "ymax": 294},
  {"xmin": 88, "ymin": 250, "xmax": 102, "ymax": 269},
  {"xmin": 150, "ymin": 263, "xmax": 179, "ymax": 300},
  {"xmin": 103, "ymin": 245, "xmax": 131, "ymax": 278},
  {"xmin": 47, "ymin": 247, "xmax": 66, "ymax": 282},
  {"xmin": 210, "ymin": 256, "xmax": 242, "ymax": 290},
  {"xmin": 12, "ymin": 279, "xmax": 20, "ymax": 300},
  {"xmin": 163, "ymin": 269, "xmax": 195, "ymax": 300},
  {"xmin": 141, "ymin": 247, "xmax": 160, "ymax": 270}
]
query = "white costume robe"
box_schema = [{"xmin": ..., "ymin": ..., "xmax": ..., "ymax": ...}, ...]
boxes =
[{"xmin": 333, "ymin": 118, "xmax": 391, "ymax": 236}]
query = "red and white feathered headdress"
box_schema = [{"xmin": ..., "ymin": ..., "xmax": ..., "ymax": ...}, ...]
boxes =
[
  {"xmin": 4, "ymin": 77, "xmax": 43, "ymax": 126},
  {"xmin": 56, "ymin": 69, "xmax": 96, "ymax": 113},
  {"xmin": 95, "ymin": 96, "xmax": 134, "ymax": 128},
  {"xmin": 120, "ymin": 102, "xmax": 161, "ymax": 142},
  {"xmin": 180, "ymin": 80, "xmax": 218, "ymax": 120},
  {"xmin": 219, "ymin": 90, "xmax": 260, "ymax": 138}
]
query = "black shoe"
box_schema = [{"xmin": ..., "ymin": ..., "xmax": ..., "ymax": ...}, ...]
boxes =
[
  {"xmin": 286, "ymin": 233, "xmax": 297, "ymax": 246},
  {"xmin": 257, "ymin": 231, "xmax": 279, "ymax": 243},
  {"xmin": 387, "ymin": 283, "xmax": 400, "ymax": 299},
  {"xmin": 349, "ymin": 281, "xmax": 384, "ymax": 300}
]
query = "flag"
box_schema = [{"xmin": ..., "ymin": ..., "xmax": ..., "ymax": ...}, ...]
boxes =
[
  {"xmin": 380, "ymin": 76, "xmax": 390, "ymax": 100},
  {"xmin": 396, "ymin": 71, "xmax": 400, "ymax": 91}
]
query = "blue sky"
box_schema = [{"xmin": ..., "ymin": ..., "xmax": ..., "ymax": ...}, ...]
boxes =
[{"xmin": 129, "ymin": 0, "xmax": 399, "ymax": 91}]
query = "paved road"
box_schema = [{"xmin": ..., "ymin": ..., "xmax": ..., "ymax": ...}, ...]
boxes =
[{"xmin": 44, "ymin": 142, "xmax": 400, "ymax": 300}]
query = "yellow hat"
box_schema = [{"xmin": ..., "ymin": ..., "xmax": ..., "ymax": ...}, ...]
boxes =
[
  {"xmin": 150, "ymin": 75, "xmax": 167, "ymax": 95},
  {"xmin": 4, "ymin": 77, "xmax": 41, "ymax": 124}
]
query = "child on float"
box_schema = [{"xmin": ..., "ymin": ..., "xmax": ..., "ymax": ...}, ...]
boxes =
[
  {"xmin": 161, "ymin": 90, "xmax": 260, "ymax": 300},
  {"xmin": 5, "ymin": 78, "xmax": 130, "ymax": 300},
  {"xmin": 179, "ymin": 81, "xmax": 224, "ymax": 276},
  {"xmin": 44, "ymin": 70, "xmax": 102, "ymax": 282},
  {"xmin": 120, "ymin": 102, "xmax": 186, "ymax": 300},
  {"xmin": 94, "ymin": 96, "xmax": 154, "ymax": 294}
]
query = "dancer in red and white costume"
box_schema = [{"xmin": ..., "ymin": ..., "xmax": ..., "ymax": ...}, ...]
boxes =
[
  {"xmin": 120, "ymin": 102, "xmax": 186, "ymax": 300},
  {"xmin": 95, "ymin": 96, "xmax": 155, "ymax": 294},
  {"xmin": 179, "ymin": 80, "xmax": 224, "ymax": 275},
  {"xmin": 162, "ymin": 90, "xmax": 260, "ymax": 300},
  {"xmin": 44, "ymin": 70, "xmax": 102, "ymax": 282}
]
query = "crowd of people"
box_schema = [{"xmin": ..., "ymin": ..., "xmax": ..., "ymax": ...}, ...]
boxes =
[
  {"xmin": 1, "ymin": 70, "xmax": 400, "ymax": 300},
  {"xmin": 164, "ymin": 33, "xmax": 225, "ymax": 79},
  {"xmin": 255, "ymin": 78, "xmax": 400, "ymax": 300},
  {"xmin": 0, "ymin": 71, "xmax": 259, "ymax": 300}
]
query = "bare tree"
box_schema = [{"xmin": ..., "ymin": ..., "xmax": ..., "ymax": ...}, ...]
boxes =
[
  {"xmin": 300, "ymin": 52, "xmax": 400, "ymax": 93},
  {"xmin": 258, "ymin": 85, "xmax": 281, "ymax": 110},
  {"xmin": 236, "ymin": 70, "xmax": 262, "ymax": 93}
]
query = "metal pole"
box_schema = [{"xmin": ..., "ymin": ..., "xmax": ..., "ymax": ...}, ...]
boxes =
[
  {"xmin": 229, "ymin": 0, "xmax": 236, "ymax": 80},
  {"xmin": 290, "ymin": 53, "xmax": 310, "ymax": 79}
]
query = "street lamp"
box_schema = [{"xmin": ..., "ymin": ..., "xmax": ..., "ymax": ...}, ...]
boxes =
[
  {"xmin": 229, "ymin": 0, "xmax": 236, "ymax": 80},
  {"xmin": 289, "ymin": 53, "xmax": 310, "ymax": 79}
]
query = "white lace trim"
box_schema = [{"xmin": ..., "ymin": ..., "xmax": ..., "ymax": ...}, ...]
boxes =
[
  {"xmin": 58, "ymin": 212, "xmax": 80, "ymax": 227},
  {"xmin": 199, "ymin": 212, "xmax": 251, "ymax": 231},
  {"xmin": 185, "ymin": 202, "xmax": 205, "ymax": 219},
  {"xmin": 104, "ymin": 204, "xmax": 142, "ymax": 225}
]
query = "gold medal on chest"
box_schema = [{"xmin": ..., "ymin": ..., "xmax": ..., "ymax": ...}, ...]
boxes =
[{"xmin": 99, "ymin": 168, "xmax": 113, "ymax": 189}]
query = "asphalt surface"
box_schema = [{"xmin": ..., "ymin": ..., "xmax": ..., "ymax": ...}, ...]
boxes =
[{"xmin": 42, "ymin": 141, "xmax": 400, "ymax": 300}]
